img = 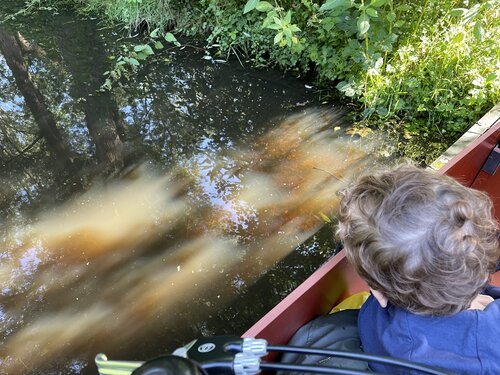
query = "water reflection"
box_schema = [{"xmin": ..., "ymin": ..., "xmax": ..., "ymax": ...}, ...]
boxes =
[
  {"xmin": 1, "ymin": 110, "xmax": 380, "ymax": 373},
  {"xmin": 0, "ymin": 3, "xmax": 388, "ymax": 374}
]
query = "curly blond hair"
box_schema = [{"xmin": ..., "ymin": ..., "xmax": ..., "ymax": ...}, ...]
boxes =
[{"xmin": 337, "ymin": 165, "xmax": 499, "ymax": 315}]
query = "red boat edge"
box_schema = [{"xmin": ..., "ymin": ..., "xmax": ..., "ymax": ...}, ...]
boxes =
[{"xmin": 243, "ymin": 119, "xmax": 500, "ymax": 349}]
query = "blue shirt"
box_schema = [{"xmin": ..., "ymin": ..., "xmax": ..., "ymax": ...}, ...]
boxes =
[{"xmin": 358, "ymin": 289, "xmax": 500, "ymax": 374}]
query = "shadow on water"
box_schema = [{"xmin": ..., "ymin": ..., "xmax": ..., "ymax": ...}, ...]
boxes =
[{"xmin": 0, "ymin": 3, "xmax": 392, "ymax": 374}]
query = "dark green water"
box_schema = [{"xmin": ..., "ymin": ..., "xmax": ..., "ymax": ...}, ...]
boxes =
[{"xmin": 0, "ymin": 3, "xmax": 344, "ymax": 374}]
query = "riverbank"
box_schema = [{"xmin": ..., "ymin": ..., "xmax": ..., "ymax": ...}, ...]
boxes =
[{"xmin": 14, "ymin": 0, "xmax": 500, "ymax": 163}]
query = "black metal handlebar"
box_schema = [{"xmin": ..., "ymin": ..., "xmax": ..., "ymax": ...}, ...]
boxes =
[{"xmin": 116, "ymin": 336, "xmax": 454, "ymax": 375}]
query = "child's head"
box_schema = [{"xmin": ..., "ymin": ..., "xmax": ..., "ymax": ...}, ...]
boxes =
[{"xmin": 337, "ymin": 165, "xmax": 499, "ymax": 315}]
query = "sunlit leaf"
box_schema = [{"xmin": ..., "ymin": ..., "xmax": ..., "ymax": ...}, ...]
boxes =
[
  {"xmin": 243, "ymin": 0, "xmax": 259, "ymax": 14},
  {"xmin": 366, "ymin": 8, "xmax": 378, "ymax": 17},
  {"xmin": 154, "ymin": 41, "xmax": 164, "ymax": 50},
  {"xmin": 284, "ymin": 10, "xmax": 292, "ymax": 24},
  {"xmin": 450, "ymin": 8, "xmax": 466, "ymax": 17},
  {"xmin": 274, "ymin": 31, "xmax": 284, "ymax": 45},
  {"xmin": 266, "ymin": 23, "xmax": 281, "ymax": 30},
  {"xmin": 451, "ymin": 32, "xmax": 465, "ymax": 44},
  {"xmin": 357, "ymin": 14, "xmax": 370, "ymax": 36},
  {"xmin": 473, "ymin": 21, "xmax": 483, "ymax": 42},
  {"xmin": 485, "ymin": 72, "xmax": 497, "ymax": 84},
  {"xmin": 319, "ymin": 0, "xmax": 352, "ymax": 12},
  {"xmin": 256, "ymin": 1, "xmax": 274, "ymax": 12}
]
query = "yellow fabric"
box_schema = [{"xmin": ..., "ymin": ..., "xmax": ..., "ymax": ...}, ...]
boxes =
[{"xmin": 330, "ymin": 291, "xmax": 370, "ymax": 313}]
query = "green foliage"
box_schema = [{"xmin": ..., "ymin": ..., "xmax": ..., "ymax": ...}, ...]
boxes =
[
  {"xmin": 101, "ymin": 28, "xmax": 180, "ymax": 91},
  {"xmin": 42, "ymin": 0, "xmax": 500, "ymax": 162},
  {"xmin": 202, "ymin": 0, "xmax": 499, "ymax": 156},
  {"xmin": 47, "ymin": 0, "xmax": 191, "ymax": 32}
]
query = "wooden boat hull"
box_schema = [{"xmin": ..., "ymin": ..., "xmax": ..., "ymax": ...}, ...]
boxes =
[{"xmin": 244, "ymin": 119, "xmax": 500, "ymax": 350}]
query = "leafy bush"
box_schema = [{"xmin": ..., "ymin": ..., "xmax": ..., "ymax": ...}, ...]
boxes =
[{"xmin": 211, "ymin": 0, "xmax": 499, "ymax": 139}]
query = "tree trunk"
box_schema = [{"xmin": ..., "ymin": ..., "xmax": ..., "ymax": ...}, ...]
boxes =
[
  {"xmin": 53, "ymin": 15, "xmax": 125, "ymax": 171},
  {"xmin": 0, "ymin": 29, "xmax": 73, "ymax": 166},
  {"xmin": 83, "ymin": 94, "xmax": 125, "ymax": 168}
]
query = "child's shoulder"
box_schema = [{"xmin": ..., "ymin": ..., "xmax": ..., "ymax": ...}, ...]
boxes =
[{"xmin": 358, "ymin": 294, "xmax": 500, "ymax": 373}]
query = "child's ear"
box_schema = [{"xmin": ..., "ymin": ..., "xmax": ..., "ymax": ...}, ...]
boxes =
[{"xmin": 370, "ymin": 289, "xmax": 388, "ymax": 308}]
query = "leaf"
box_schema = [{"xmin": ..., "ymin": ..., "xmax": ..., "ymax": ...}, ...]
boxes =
[
  {"xmin": 370, "ymin": 0, "xmax": 386, "ymax": 7},
  {"xmin": 321, "ymin": 16, "xmax": 337, "ymax": 31},
  {"xmin": 357, "ymin": 14, "xmax": 370, "ymax": 36},
  {"xmin": 473, "ymin": 21, "xmax": 483, "ymax": 42},
  {"xmin": 128, "ymin": 57, "xmax": 140, "ymax": 66},
  {"xmin": 319, "ymin": 0, "xmax": 352, "ymax": 12},
  {"xmin": 451, "ymin": 32, "xmax": 465, "ymax": 44},
  {"xmin": 485, "ymin": 72, "xmax": 497, "ymax": 84},
  {"xmin": 450, "ymin": 8, "xmax": 466, "ymax": 17},
  {"xmin": 102, "ymin": 78, "xmax": 112, "ymax": 90},
  {"xmin": 366, "ymin": 8, "xmax": 378, "ymax": 17},
  {"xmin": 274, "ymin": 31, "xmax": 284, "ymax": 45},
  {"xmin": 149, "ymin": 28, "xmax": 159, "ymax": 38},
  {"xmin": 136, "ymin": 52, "xmax": 148, "ymax": 60},
  {"xmin": 255, "ymin": 1, "xmax": 274, "ymax": 12},
  {"xmin": 284, "ymin": 10, "xmax": 292, "ymax": 24},
  {"xmin": 133, "ymin": 44, "xmax": 154, "ymax": 55},
  {"xmin": 143, "ymin": 45, "xmax": 154, "ymax": 55},
  {"xmin": 243, "ymin": 0, "xmax": 259, "ymax": 14},
  {"xmin": 395, "ymin": 4, "xmax": 411, "ymax": 11},
  {"xmin": 266, "ymin": 23, "xmax": 281, "ymax": 30},
  {"xmin": 154, "ymin": 41, "xmax": 164, "ymax": 49},
  {"xmin": 165, "ymin": 32, "xmax": 178, "ymax": 43},
  {"xmin": 386, "ymin": 11, "xmax": 396, "ymax": 23}
]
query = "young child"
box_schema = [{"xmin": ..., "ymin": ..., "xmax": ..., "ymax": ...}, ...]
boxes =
[{"xmin": 337, "ymin": 165, "xmax": 500, "ymax": 374}]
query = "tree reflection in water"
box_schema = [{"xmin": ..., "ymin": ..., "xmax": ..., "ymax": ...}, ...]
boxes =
[{"xmin": 0, "ymin": 3, "xmax": 388, "ymax": 374}]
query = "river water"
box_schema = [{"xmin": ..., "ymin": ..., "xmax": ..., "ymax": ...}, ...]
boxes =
[{"xmin": 0, "ymin": 3, "xmax": 381, "ymax": 374}]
